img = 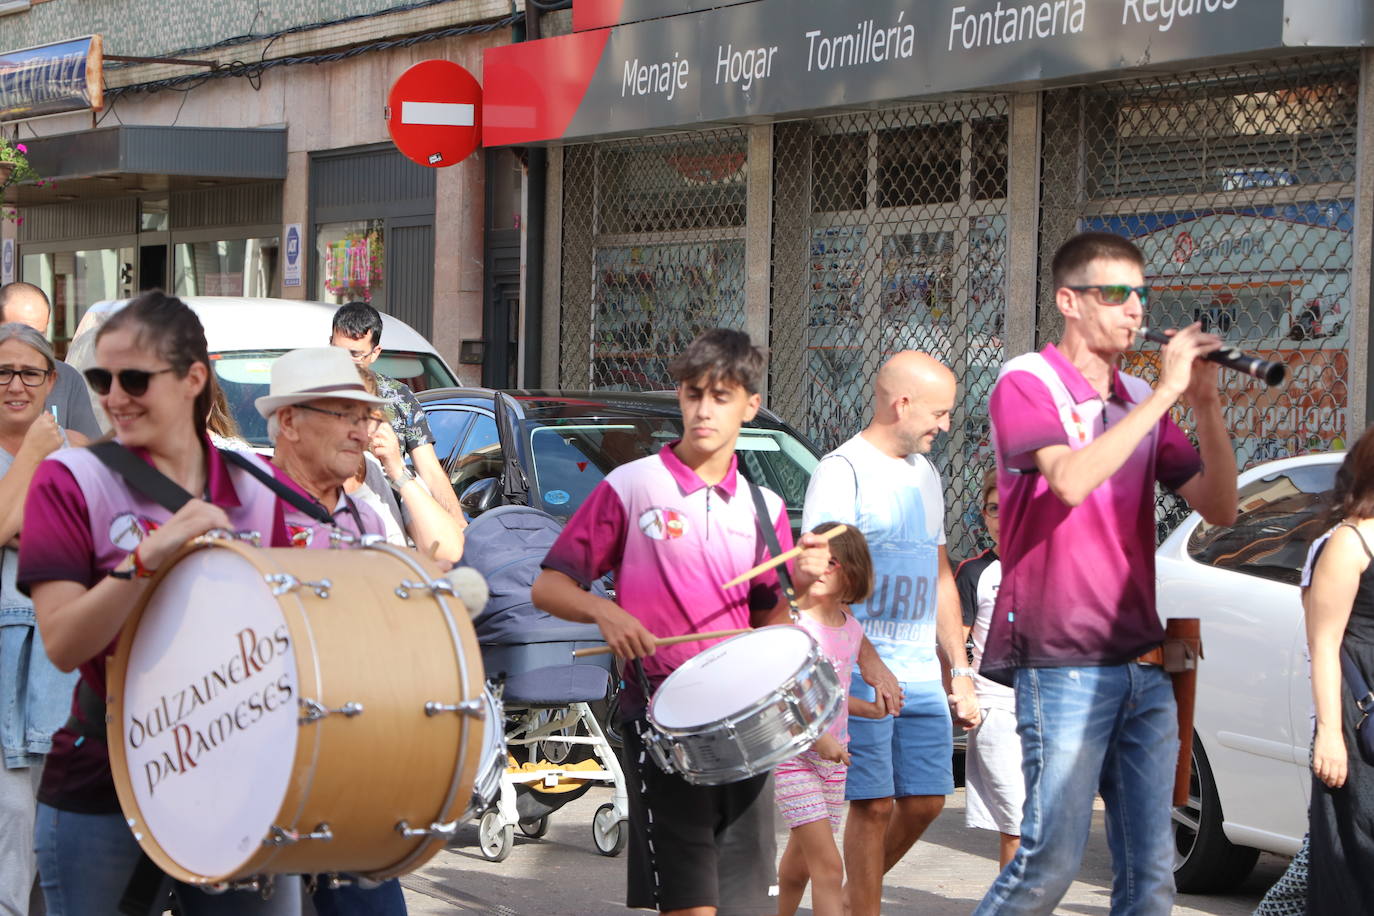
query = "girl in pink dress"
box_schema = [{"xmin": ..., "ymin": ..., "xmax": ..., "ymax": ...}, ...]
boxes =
[{"xmin": 774, "ymin": 522, "xmax": 882, "ymax": 916}]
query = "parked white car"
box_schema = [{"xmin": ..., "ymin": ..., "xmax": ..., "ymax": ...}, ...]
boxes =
[
  {"xmin": 1158, "ymin": 451, "xmax": 1341, "ymax": 892},
  {"xmin": 66, "ymin": 297, "xmax": 458, "ymax": 445}
]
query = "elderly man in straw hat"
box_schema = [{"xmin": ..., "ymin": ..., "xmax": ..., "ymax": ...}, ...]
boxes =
[{"xmin": 254, "ymin": 346, "xmax": 411, "ymax": 913}]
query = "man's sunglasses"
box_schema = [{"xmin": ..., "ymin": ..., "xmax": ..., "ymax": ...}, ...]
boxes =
[
  {"xmin": 1064, "ymin": 284, "xmax": 1149, "ymax": 307},
  {"xmin": 84, "ymin": 366, "xmax": 177, "ymax": 397}
]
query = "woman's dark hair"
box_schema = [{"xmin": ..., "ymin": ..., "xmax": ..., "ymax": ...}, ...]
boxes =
[
  {"xmin": 813, "ymin": 520, "xmax": 874, "ymax": 606},
  {"xmin": 97, "ymin": 291, "xmax": 213, "ymax": 440},
  {"xmin": 668, "ymin": 328, "xmax": 765, "ymax": 395},
  {"xmin": 206, "ymin": 379, "xmax": 241, "ymax": 442},
  {"xmin": 1327, "ymin": 424, "xmax": 1374, "ymax": 526}
]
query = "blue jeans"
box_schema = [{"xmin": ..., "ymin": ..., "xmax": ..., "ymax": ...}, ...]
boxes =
[
  {"xmin": 313, "ymin": 879, "xmax": 408, "ymax": 915},
  {"xmin": 34, "ymin": 804, "xmax": 301, "ymax": 916},
  {"xmin": 973, "ymin": 664, "xmax": 1178, "ymax": 916}
]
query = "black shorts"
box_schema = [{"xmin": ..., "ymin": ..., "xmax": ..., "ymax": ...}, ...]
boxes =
[{"xmin": 621, "ymin": 721, "xmax": 777, "ymax": 914}]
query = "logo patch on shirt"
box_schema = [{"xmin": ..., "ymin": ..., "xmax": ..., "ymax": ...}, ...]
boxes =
[
  {"xmin": 108, "ymin": 513, "xmax": 156, "ymax": 552},
  {"xmin": 287, "ymin": 525, "xmax": 315, "ymax": 548},
  {"xmin": 638, "ymin": 507, "xmax": 688, "ymax": 540}
]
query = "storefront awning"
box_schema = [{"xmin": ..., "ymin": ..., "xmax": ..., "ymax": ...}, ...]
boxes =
[
  {"xmin": 483, "ymin": 0, "xmax": 1374, "ymax": 147},
  {"xmin": 4, "ymin": 125, "xmax": 286, "ymax": 203}
]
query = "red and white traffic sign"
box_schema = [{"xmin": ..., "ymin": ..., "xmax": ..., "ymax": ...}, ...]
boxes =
[{"xmin": 385, "ymin": 60, "xmax": 482, "ymax": 168}]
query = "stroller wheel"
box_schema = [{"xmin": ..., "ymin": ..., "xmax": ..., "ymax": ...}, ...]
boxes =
[
  {"xmin": 518, "ymin": 815, "xmax": 550, "ymax": 838},
  {"xmin": 478, "ymin": 809, "xmax": 514, "ymax": 862},
  {"xmin": 593, "ymin": 802, "xmax": 627, "ymax": 857}
]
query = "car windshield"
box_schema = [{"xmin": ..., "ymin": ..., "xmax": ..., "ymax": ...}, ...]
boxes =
[
  {"xmin": 522, "ymin": 417, "xmax": 819, "ymax": 528},
  {"xmin": 213, "ymin": 349, "xmax": 457, "ymax": 446}
]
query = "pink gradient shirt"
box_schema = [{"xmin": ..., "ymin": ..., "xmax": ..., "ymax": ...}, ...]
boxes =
[
  {"xmin": 542, "ymin": 443, "xmax": 792, "ymax": 699},
  {"xmin": 980, "ymin": 344, "xmax": 1202, "ymax": 685}
]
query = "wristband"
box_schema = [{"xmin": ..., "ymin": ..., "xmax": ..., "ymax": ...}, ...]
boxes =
[
  {"xmin": 950, "ymin": 666, "xmax": 977, "ymax": 680},
  {"xmin": 388, "ymin": 467, "xmax": 417, "ymax": 491},
  {"xmin": 108, "ymin": 556, "xmax": 136, "ymax": 581},
  {"xmin": 133, "ymin": 545, "xmax": 157, "ymax": 579}
]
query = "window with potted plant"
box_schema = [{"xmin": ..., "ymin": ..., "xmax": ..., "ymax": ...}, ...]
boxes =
[{"xmin": 0, "ymin": 136, "xmax": 38, "ymax": 190}]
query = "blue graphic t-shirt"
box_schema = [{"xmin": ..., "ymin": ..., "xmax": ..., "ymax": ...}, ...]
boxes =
[{"xmin": 802, "ymin": 434, "xmax": 946, "ymax": 684}]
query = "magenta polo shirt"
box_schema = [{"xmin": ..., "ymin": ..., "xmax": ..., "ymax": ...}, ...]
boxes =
[
  {"xmin": 541, "ymin": 443, "xmax": 792, "ymax": 705},
  {"xmin": 979, "ymin": 344, "xmax": 1202, "ymax": 686},
  {"xmin": 18, "ymin": 441, "xmax": 290, "ymax": 813}
]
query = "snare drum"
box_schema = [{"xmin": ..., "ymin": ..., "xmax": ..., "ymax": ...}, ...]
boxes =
[
  {"xmin": 106, "ymin": 537, "xmax": 485, "ymax": 885},
  {"xmin": 644, "ymin": 626, "xmax": 843, "ymax": 786},
  {"xmin": 465, "ymin": 686, "xmax": 506, "ymax": 818}
]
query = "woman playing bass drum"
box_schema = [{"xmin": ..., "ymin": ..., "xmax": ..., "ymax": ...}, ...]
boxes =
[{"xmin": 19, "ymin": 292, "xmax": 301, "ymax": 915}]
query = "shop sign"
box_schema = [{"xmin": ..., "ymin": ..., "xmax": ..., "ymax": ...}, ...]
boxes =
[
  {"xmin": 385, "ymin": 60, "xmax": 482, "ymax": 168},
  {"xmin": 483, "ymin": 0, "xmax": 1365, "ymax": 145},
  {"xmin": 0, "ymin": 36, "xmax": 103, "ymax": 122},
  {"xmin": 282, "ymin": 224, "xmax": 302, "ymax": 288},
  {"xmin": 1, "ymin": 239, "xmax": 13, "ymax": 286}
]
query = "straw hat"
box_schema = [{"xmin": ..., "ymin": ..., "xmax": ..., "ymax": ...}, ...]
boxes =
[{"xmin": 254, "ymin": 347, "xmax": 386, "ymax": 417}]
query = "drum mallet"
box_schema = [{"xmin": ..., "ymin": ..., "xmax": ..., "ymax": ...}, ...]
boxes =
[
  {"xmin": 572, "ymin": 629, "xmax": 752, "ymax": 659},
  {"xmin": 718, "ymin": 524, "xmax": 849, "ymax": 590}
]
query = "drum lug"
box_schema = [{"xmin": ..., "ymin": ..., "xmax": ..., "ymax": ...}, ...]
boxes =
[
  {"xmin": 264, "ymin": 573, "xmax": 332, "ymax": 598},
  {"xmin": 196, "ymin": 528, "xmax": 262, "ymax": 547},
  {"xmin": 265, "ymin": 823, "xmax": 333, "ymax": 846},
  {"xmin": 298, "ymin": 698, "xmax": 364, "ymax": 724},
  {"xmin": 328, "ymin": 529, "xmax": 360, "ymax": 548},
  {"xmin": 396, "ymin": 579, "xmax": 454, "ymax": 599},
  {"xmin": 396, "ymin": 819, "xmax": 459, "ymax": 839},
  {"xmin": 424, "ymin": 699, "xmax": 484, "ymax": 717}
]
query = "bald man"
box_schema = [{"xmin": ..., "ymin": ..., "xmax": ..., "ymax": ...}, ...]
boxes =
[
  {"xmin": 0, "ymin": 283, "xmax": 101, "ymax": 439},
  {"xmin": 802, "ymin": 351, "xmax": 978, "ymax": 916}
]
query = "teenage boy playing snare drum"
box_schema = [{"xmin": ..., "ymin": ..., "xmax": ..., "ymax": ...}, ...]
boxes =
[{"xmin": 533, "ymin": 328, "xmax": 900, "ymax": 916}]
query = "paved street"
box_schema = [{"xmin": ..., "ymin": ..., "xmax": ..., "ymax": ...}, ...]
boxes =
[{"xmin": 399, "ymin": 788, "xmax": 1286, "ymax": 915}]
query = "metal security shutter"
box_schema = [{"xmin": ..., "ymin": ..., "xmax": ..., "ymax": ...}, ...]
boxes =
[{"xmin": 388, "ymin": 220, "xmax": 435, "ymax": 339}]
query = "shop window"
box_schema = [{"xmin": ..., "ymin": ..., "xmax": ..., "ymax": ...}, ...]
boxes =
[
  {"xmin": 811, "ymin": 133, "xmax": 867, "ymax": 213},
  {"xmin": 877, "ymin": 123, "xmax": 960, "ymax": 207},
  {"xmin": 316, "ymin": 219, "xmax": 385, "ymax": 306},
  {"xmin": 597, "ymin": 137, "xmax": 746, "ymax": 234},
  {"xmin": 21, "ymin": 248, "xmax": 133, "ymax": 354},
  {"xmin": 174, "ymin": 238, "xmax": 280, "ymax": 298},
  {"xmin": 971, "ymin": 117, "xmax": 1009, "ymax": 201}
]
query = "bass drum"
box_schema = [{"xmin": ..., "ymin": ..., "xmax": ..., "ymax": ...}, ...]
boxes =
[{"xmin": 107, "ymin": 537, "xmax": 485, "ymax": 885}]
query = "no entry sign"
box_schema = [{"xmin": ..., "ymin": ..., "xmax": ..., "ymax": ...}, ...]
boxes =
[{"xmin": 385, "ymin": 60, "xmax": 482, "ymax": 168}]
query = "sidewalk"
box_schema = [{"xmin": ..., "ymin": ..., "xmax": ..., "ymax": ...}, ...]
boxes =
[{"xmin": 400, "ymin": 788, "xmax": 1285, "ymax": 915}]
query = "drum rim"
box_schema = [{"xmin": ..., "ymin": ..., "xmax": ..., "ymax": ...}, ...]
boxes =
[{"xmin": 647, "ymin": 625, "xmax": 819, "ymax": 735}]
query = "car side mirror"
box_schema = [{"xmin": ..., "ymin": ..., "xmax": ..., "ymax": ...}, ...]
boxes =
[{"xmin": 459, "ymin": 477, "xmax": 502, "ymax": 518}]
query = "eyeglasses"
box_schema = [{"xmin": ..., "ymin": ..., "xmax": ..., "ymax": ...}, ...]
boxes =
[
  {"xmin": 1064, "ymin": 284, "xmax": 1149, "ymax": 307},
  {"xmin": 0, "ymin": 367, "xmax": 52, "ymax": 387},
  {"xmin": 84, "ymin": 367, "xmax": 176, "ymax": 397},
  {"xmin": 296, "ymin": 403, "xmax": 384, "ymax": 433},
  {"xmin": 983, "ymin": 503, "xmax": 1000, "ymax": 519}
]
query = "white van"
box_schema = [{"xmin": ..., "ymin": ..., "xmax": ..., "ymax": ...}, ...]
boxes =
[{"xmin": 66, "ymin": 297, "xmax": 458, "ymax": 447}]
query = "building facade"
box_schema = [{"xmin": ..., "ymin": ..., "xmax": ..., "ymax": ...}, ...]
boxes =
[
  {"xmin": 1, "ymin": 0, "xmax": 520, "ymax": 383},
  {"xmin": 486, "ymin": 0, "xmax": 1374, "ymax": 556}
]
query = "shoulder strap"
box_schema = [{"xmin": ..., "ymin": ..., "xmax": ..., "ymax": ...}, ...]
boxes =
[
  {"xmin": 86, "ymin": 441, "xmax": 193, "ymax": 514},
  {"xmin": 1338, "ymin": 522, "xmax": 1374, "ymax": 561},
  {"xmin": 220, "ymin": 450, "xmax": 335, "ymax": 526},
  {"xmin": 746, "ymin": 476, "xmax": 799, "ymax": 612}
]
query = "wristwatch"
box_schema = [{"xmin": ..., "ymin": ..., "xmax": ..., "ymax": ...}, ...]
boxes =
[
  {"xmin": 950, "ymin": 666, "xmax": 977, "ymax": 679},
  {"xmin": 388, "ymin": 467, "xmax": 417, "ymax": 491}
]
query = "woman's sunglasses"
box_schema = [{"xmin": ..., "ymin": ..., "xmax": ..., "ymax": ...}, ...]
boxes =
[{"xmin": 83, "ymin": 366, "xmax": 176, "ymax": 397}]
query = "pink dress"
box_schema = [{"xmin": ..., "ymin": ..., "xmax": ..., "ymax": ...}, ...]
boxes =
[{"xmin": 773, "ymin": 607, "xmax": 863, "ymax": 831}]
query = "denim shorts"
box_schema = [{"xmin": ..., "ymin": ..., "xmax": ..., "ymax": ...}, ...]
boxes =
[{"xmin": 845, "ymin": 678, "xmax": 953, "ymax": 800}]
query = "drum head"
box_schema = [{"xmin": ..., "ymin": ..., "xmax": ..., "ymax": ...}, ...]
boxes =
[
  {"xmin": 650, "ymin": 626, "xmax": 813, "ymax": 730},
  {"xmin": 114, "ymin": 546, "xmax": 299, "ymax": 880}
]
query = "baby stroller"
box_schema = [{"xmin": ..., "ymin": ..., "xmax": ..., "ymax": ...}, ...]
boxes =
[{"xmin": 460, "ymin": 505, "xmax": 629, "ymax": 862}]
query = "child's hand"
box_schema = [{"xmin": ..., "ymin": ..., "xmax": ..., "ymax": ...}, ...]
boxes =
[
  {"xmin": 847, "ymin": 696, "xmax": 888, "ymax": 719},
  {"xmin": 813, "ymin": 733, "xmax": 850, "ymax": 765}
]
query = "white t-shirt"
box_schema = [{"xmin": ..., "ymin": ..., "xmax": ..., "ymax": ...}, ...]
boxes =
[
  {"xmin": 802, "ymin": 433, "xmax": 946, "ymax": 683},
  {"xmin": 967, "ymin": 558, "xmax": 1015, "ymax": 709}
]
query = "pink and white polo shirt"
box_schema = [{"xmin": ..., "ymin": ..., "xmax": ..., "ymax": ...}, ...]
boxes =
[
  {"xmin": 542, "ymin": 443, "xmax": 792, "ymax": 685},
  {"xmin": 980, "ymin": 344, "xmax": 1202, "ymax": 685}
]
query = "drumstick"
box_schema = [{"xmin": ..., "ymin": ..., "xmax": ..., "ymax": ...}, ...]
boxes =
[
  {"xmin": 719, "ymin": 524, "xmax": 849, "ymax": 590},
  {"xmin": 572, "ymin": 628, "xmax": 751, "ymax": 658}
]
